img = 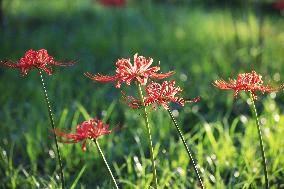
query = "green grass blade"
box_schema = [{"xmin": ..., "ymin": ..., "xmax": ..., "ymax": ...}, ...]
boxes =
[{"xmin": 70, "ymin": 164, "xmax": 87, "ymax": 189}]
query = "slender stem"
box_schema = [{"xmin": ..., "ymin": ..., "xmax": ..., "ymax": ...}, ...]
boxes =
[
  {"xmin": 94, "ymin": 139, "xmax": 119, "ymax": 189},
  {"xmin": 39, "ymin": 70, "xmax": 65, "ymax": 189},
  {"xmin": 137, "ymin": 83, "xmax": 158, "ymax": 189},
  {"xmin": 249, "ymin": 92, "xmax": 269, "ymax": 189},
  {"xmin": 167, "ymin": 109, "xmax": 205, "ymax": 189}
]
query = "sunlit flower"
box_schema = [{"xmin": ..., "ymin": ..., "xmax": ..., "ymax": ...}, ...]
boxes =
[
  {"xmin": 52, "ymin": 118, "xmax": 119, "ymax": 151},
  {"xmin": 274, "ymin": 0, "xmax": 284, "ymax": 10},
  {"xmin": 213, "ymin": 70, "xmax": 282, "ymax": 99},
  {"xmin": 85, "ymin": 53, "xmax": 174, "ymax": 88},
  {"xmin": 0, "ymin": 49, "xmax": 74, "ymax": 76},
  {"xmin": 98, "ymin": 0, "xmax": 125, "ymax": 7},
  {"xmin": 124, "ymin": 80, "xmax": 200, "ymax": 110}
]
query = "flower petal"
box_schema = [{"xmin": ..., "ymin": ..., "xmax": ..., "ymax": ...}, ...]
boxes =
[
  {"xmin": 150, "ymin": 71, "xmax": 175, "ymax": 79},
  {"xmin": 84, "ymin": 72, "xmax": 118, "ymax": 82}
]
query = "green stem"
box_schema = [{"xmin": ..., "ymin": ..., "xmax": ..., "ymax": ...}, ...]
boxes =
[
  {"xmin": 94, "ymin": 139, "xmax": 119, "ymax": 189},
  {"xmin": 39, "ymin": 70, "xmax": 65, "ymax": 189},
  {"xmin": 137, "ymin": 83, "xmax": 158, "ymax": 189},
  {"xmin": 249, "ymin": 92, "xmax": 269, "ymax": 189},
  {"xmin": 167, "ymin": 109, "xmax": 204, "ymax": 189}
]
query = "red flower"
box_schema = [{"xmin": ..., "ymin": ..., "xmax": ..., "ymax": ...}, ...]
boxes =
[
  {"xmin": 124, "ymin": 80, "xmax": 200, "ymax": 110},
  {"xmin": 52, "ymin": 118, "xmax": 119, "ymax": 151},
  {"xmin": 214, "ymin": 70, "xmax": 281, "ymax": 99},
  {"xmin": 85, "ymin": 53, "xmax": 174, "ymax": 88},
  {"xmin": 98, "ymin": 0, "xmax": 125, "ymax": 7},
  {"xmin": 0, "ymin": 49, "xmax": 74, "ymax": 76},
  {"xmin": 274, "ymin": 0, "xmax": 284, "ymax": 10}
]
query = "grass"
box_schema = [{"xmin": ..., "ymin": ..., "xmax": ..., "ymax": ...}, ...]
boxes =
[{"xmin": 0, "ymin": 0, "xmax": 284, "ymax": 188}]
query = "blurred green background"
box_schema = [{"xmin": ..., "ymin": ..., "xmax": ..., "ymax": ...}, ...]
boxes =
[{"xmin": 0, "ymin": 0, "xmax": 284, "ymax": 188}]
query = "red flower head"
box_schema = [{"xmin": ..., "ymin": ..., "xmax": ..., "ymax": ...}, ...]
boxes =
[
  {"xmin": 52, "ymin": 118, "xmax": 119, "ymax": 151},
  {"xmin": 274, "ymin": 0, "xmax": 284, "ymax": 10},
  {"xmin": 0, "ymin": 49, "xmax": 74, "ymax": 76},
  {"xmin": 214, "ymin": 70, "xmax": 282, "ymax": 99},
  {"xmin": 85, "ymin": 53, "xmax": 175, "ymax": 88},
  {"xmin": 98, "ymin": 0, "xmax": 125, "ymax": 7},
  {"xmin": 124, "ymin": 80, "xmax": 200, "ymax": 110}
]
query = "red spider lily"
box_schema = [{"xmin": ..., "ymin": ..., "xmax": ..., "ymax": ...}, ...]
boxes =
[
  {"xmin": 0, "ymin": 49, "xmax": 74, "ymax": 76},
  {"xmin": 52, "ymin": 118, "xmax": 119, "ymax": 151},
  {"xmin": 98, "ymin": 0, "xmax": 125, "ymax": 7},
  {"xmin": 85, "ymin": 53, "xmax": 175, "ymax": 88},
  {"xmin": 213, "ymin": 70, "xmax": 282, "ymax": 99},
  {"xmin": 274, "ymin": 0, "xmax": 284, "ymax": 10},
  {"xmin": 124, "ymin": 80, "xmax": 200, "ymax": 110}
]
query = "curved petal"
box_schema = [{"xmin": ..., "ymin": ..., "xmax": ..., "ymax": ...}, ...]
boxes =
[
  {"xmin": 150, "ymin": 71, "xmax": 175, "ymax": 79},
  {"xmin": 0, "ymin": 61, "xmax": 23, "ymax": 68},
  {"xmin": 121, "ymin": 92, "xmax": 142, "ymax": 109},
  {"xmin": 52, "ymin": 60, "xmax": 77, "ymax": 66},
  {"xmin": 52, "ymin": 129, "xmax": 80, "ymax": 140},
  {"xmin": 84, "ymin": 72, "xmax": 118, "ymax": 82},
  {"xmin": 213, "ymin": 79, "xmax": 235, "ymax": 90}
]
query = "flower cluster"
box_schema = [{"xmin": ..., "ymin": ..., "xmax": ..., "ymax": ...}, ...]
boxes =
[
  {"xmin": 124, "ymin": 80, "xmax": 200, "ymax": 110},
  {"xmin": 4, "ymin": 48, "xmax": 283, "ymax": 188},
  {"xmin": 85, "ymin": 53, "xmax": 174, "ymax": 88},
  {"xmin": 85, "ymin": 53, "xmax": 198, "ymax": 109},
  {"xmin": 214, "ymin": 70, "xmax": 281, "ymax": 99},
  {"xmin": 0, "ymin": 49, "xmax": 74, "ymax": 76},
  {"xmin": 53, "ymin": 118, "xmax": 118, "ymax": 151}
]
